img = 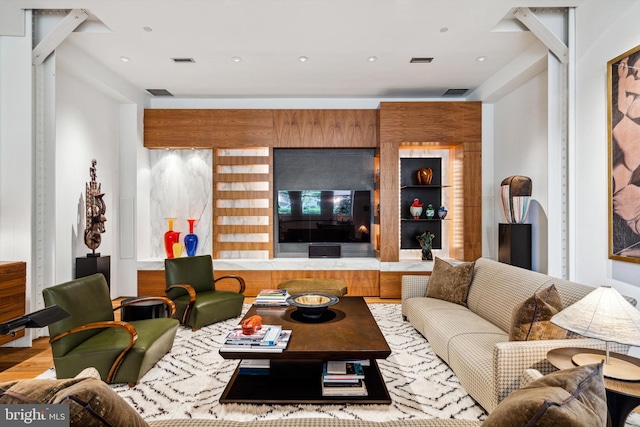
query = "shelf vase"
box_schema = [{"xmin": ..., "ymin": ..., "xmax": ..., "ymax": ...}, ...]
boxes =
[
  {"xmin": 438, "ymin": 206, "xmax": 448, "ymax": 219},
  {"xmin": 164, "ymin": 218, "xmax": 181, "ymax": 259},
  {"xmin": 425, "ymin": 204, "xmax": 435, "ymax": 219},
  {"xmin": 409, "ymin": 206, "xmax": 423, "ymax": 220},
  {"xmin": 184, "ymin": 219, "xmax": 199, "ymax": 257}
]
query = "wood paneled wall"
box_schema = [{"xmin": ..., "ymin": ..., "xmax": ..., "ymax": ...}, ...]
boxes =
[
  {"xmin": 272, "ymin": 110, "xmax": 377, "ymax": 147},
  {"xmin": 378, "ymin": 102, "xmax": 482, "ymax": 262}
]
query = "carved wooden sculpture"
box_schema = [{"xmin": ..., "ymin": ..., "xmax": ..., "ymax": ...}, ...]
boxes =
[{"xmin": 85, "ymin": 159, "xmax": 107, "ymax": 253}]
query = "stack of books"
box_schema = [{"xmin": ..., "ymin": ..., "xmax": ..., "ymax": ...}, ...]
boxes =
[
  {"xmin": 220, "ymin": 324, "xmax": 292, "ymax": 353},
  {"xmin": 238, "ymin": 359, "xmax": 270, "ymax": 375},
  {"xmin": 321, "ymin": 361, "xmax": 368, "ymax": 396},
  {"xmin": 254, "ymin": 289, "xmax": 290, "ymax": 306}
]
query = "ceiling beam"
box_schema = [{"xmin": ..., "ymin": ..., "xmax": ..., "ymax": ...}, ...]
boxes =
[
  {"xmin": 32, "ymin": 9, "xmax": 89, "ymax": 66},
  {"xmin": 514, "ymin": 7, "xmax": 568, "ymax": 64}
]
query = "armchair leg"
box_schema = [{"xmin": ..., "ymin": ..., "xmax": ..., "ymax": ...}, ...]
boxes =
[{"xmin": 128, "ymin": 382, "xmax": 138, "ymax": 388}]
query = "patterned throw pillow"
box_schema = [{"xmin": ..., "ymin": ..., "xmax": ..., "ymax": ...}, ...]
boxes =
[
  {"xmin": 0, "ymin": 373, "xmax": 148, "ymax": 427},
  {"xmin": 510, "ymin": 284, "xmax": 568, "ymax": 341},
  {"xmin": 425, "ymin": 257, "xmax": 475, "ymax": 307},
  {"xmin": 482, "ymin": 363, "xmax": 607, "ymax": 427}
]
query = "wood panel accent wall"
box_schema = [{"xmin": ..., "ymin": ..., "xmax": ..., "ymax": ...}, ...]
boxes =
[
  {"xmin": 0, "ymin": 262, "xmax": 26, "ymax": 345},
  {"xmin": 144, "ymin": 109, "xmax": 273, "ymax": 148},
  {"xmin": 272, "ymin": 110, "xmax": 377, "ymax": 147},
  {"xmin": 138, "ymin": 269, "xmax": 378, "ymax": 297},
  {"xmin": 378, "ymin": 102, "xmax": 482, "ymax": 262}
]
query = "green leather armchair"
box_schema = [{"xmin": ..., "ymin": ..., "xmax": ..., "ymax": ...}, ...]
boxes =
[
  {"xmin": 42, "ymin": 273, "xmax": 179, "ymax": 387},
  {"xmin": 164, "ymin": 255, "xmax": 245, "ymax": 330}
]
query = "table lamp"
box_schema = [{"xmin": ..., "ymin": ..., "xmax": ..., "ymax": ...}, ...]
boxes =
[{"xmin": 550, "ymin": 285, "xmax": 640, "ymax": 381}]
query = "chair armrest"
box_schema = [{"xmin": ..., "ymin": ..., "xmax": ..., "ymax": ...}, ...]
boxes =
[
  {"xmin": 50, "ymin": 320, "xmax": 138, "ymax": 383},
  {"xmin": 166, "ymin": 284, "xmax": 197, "ymax": 324},
  {"xmin": 114, "ymin": 296, "xmax": 176, "ymax": 318},
  {"xmin": 493, "ymin": 338, "xmax": 630, "ymax": 406},
  {"xmin": 214, "ymin": 275, "xmax": 246, "ymax": 294}
]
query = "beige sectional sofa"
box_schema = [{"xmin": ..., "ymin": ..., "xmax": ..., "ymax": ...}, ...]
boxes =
[{"xmin": 401, "ymin": 257, "xmax": 631, "ymax": 413}]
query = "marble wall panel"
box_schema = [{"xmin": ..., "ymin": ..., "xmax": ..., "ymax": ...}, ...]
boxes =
[{"xmin": 150, "ymin": 150, "xmax": 212, "ymax": 258}]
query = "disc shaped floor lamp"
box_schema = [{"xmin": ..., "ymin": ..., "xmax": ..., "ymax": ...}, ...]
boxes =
[{"xmin": 551, "ymin": 286, "xmax": 640, "ymax": 381}]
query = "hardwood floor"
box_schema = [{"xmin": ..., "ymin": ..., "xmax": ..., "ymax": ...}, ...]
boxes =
[{"xmin": 0, "ymin": 297, "xmax": 399, "ymax": 382}]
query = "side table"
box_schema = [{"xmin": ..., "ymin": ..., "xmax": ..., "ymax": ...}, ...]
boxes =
[
  {"xmin": 547, "ymin": 347, "xmax": 640, "ymax": 427},
  {"xmin": 121, "ymin": 297, "xmax": 169, "ymax": 321}
]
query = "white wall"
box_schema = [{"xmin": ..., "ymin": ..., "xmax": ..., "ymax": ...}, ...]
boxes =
[
  {"xmin": 573, "ymin": 0, "xmax": 640, "ymax": 302},
  {"xmin": 491, "ymin": 70, "xmax": 549, "ymax": 272},
  {"xmin": 55, "ymin": 66, "xmax": 120, "ymax": 292}
]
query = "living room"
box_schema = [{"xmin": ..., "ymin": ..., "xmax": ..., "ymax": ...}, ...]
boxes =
[{"xmin": 2, "ymin": 0, "xmax": 640, "ymax": 425}]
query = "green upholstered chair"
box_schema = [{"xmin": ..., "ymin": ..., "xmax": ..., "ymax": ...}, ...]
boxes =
[
  {"xmin": 164, "ymin": 255, "xmax": 245, "ymax": 331},
  {"xmin": 42, "ymin": 273, "xmax": 179, "ymax": 387}
]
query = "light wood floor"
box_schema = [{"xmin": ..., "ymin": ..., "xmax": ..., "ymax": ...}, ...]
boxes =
[{"xmin": 0, "ymin": 297, "xmax": 399, "ymax": 382}]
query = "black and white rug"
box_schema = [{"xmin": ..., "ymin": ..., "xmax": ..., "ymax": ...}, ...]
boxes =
[{"xmin": 38, "ymin": 304, "xmax": 640, "ymax": 425}]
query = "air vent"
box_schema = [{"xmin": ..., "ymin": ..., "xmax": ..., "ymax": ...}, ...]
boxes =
[
  {"xmin": 410, "ymin": 57, "xmax": 433, "ymax": 63},
  {"xmin": 443, "ymin": 89, "xmax": 469, "ymax": 96},
  {"xmin": 146, "ymin": 89, "xmax": 174, "ymax": 97},
  {"xmin": 171, "ymin": 57, "xmax": 195, "ymax": 63}
]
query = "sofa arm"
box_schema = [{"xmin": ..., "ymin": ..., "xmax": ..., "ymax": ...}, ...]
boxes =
[
  {"xmin": 401, "ymin": 275, "xmax": 430, "ymax": 301},
  {"xmin": 493, "ymin": 338, "xmax": 629, "ymax": 406}
]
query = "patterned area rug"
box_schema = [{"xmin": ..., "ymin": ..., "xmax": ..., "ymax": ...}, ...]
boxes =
[
  {"xmin": 38, "ymin": 304, "xmax": 640, "ymax": 425},
  {"xmin": 39, "ymin": 304, "xmax": 486, "ymax": 422}
]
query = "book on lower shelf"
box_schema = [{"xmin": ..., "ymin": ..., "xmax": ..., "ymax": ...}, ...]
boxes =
[
  {"xmin": 239, "ymin": 359, "xmax": 270, "ymax": 375},
  {"xmin": 322, "ymin": 361, "xmax": 365, "ymax": 381},
  {"xmin": 321, "ymin": 377, "xmax": 368, "ymax": 397}
]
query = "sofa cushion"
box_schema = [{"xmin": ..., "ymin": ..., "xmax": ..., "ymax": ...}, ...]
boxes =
[
  {"xmin": 0, "ymin": 371, "xmax": 149, "ymax": 427},
  {"xmin": 425, "ymin": 257, "xmax": 475, "ymax": 307},
  {"xmin": 481, "ymin": 363, "xmax": 607, "ymax": 427},
  {"xmin": 509, "ymin": 284, "xmax": 568, "ymax": 341}
]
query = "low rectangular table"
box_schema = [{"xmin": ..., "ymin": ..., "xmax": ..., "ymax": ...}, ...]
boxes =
[{"xmin": 219, "ymin": 297, "xmax": 392, "ymax": 404}]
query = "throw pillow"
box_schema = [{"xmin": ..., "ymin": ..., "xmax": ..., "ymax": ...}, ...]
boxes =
[
  {"xmin": 510, "ymin": 284, "xmax": 568, "ymax": 341},
  {"xmin": 425, "ymin": 257, "xmax": 475, "ymax": 307},
  {"xmin": 0, "ymin": 376, "xmax": 148, "ymax": 427},
  {"xmin": 482, "ymin": 363, "xmax": 607, "ymax": 427}
]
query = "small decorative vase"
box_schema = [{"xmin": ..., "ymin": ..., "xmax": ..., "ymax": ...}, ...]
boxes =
[
  {"xmin": 410, "ymin": 198, "xmax": 424, "ymax": 219},
  {"xmin": 438, "ymin": 206, "xmax": 448, "ymax": 219},
  {"xmin": 417, "ymin": 168, "xmax": 433, "ymax": 185},
  {"xmin": 184, "ymin": 219, "xmax": 199, "ymax": 257},
  {"xmin": 410, "ymin": 205, "xmax": 423, "ymax": 220},
  {"xmin": 164, "ymin": 218, "xmax": 181, "ymax": 259},
  {"xmin": 426, "ymin": 204, "xmax": 435, "ymax": 219},
  {"xmin": 172, "ymin": 242, "xmax": 183, "ymax": 258}
]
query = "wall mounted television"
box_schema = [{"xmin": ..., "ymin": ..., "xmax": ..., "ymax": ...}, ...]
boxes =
[{"xmin": 277, "ymin": 190, "xmax": 371, "ymax": 243}]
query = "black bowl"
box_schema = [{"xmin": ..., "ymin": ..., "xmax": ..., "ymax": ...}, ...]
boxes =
[{"xmin": 286, "ymin": 293, "xmax": 339, "ymax": 319}]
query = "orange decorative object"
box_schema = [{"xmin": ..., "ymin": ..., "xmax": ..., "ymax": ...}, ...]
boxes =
[
  {"xmin": 241, "ymin": 315, "xmax": 263, "ymax": 335},
  {"xmin": 417, "ymin": 168, "xmax": 433, "ymax": 185}
]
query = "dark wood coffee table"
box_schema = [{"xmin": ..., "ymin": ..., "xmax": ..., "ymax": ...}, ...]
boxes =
[{"xmin": 219, "ymin": 297, "xmax": 392, "ymax": 404}]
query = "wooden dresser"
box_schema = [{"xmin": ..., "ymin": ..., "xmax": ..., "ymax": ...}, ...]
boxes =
[{"xmin": 0, "ymin": 261, "xmax": 26, "ymax": 345}]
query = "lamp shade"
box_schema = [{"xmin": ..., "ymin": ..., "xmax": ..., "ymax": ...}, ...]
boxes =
[{"xmin": 551, "ymin": 286, "xmax": 640, "ymax": 347}]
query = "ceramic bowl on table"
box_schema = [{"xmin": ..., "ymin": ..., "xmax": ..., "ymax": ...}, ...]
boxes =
[{"xmin": 286, "ymin": 293, "xmax": 339, "ymax": 319}]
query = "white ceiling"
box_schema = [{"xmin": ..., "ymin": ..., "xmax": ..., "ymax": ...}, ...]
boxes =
[{"xmin": 6, "ymin": 0, "xmax": 584, "ymax": 99}]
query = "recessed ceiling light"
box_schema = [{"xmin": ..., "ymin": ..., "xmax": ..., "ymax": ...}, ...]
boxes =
[
  {"xmin": 143, "ymin": 26, "xmax": 152, "ymax": 32},
  {"xmin": 476, "ymin": 56, "xmax": 487, "ymax": 62},
  {"xmin": 120, "ymin": 56, "xmax": 131, "ymax": 62},
  {"xmin": 298, "ymin": 56, "xmax": 309, "ymax": 62},
  {"xmin": 367, "ymin": 56, "xmax": 377, "ymax": 62},
  {"xmin": 232, "ymin": 56, "xmax": 243, "ymax": 63},
  {"xmin": 440, "ymin": 27, "xmax": 448, "ymax": 33}
]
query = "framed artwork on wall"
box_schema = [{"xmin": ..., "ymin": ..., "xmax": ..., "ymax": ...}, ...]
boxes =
[{"xmin": 608, "ymin": 44, "xmax": 640, "ymax": 263}]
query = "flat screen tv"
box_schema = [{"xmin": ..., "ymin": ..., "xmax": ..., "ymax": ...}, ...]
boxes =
[{"xmin": 277, "ymin": 190, "xmax": 371, "ymax": 243}]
